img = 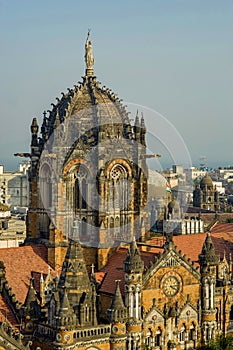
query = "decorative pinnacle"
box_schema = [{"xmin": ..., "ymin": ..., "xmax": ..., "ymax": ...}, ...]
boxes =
[{"xmin": 85, "ymin": 30, "xmax": 94, "ymax": 76}]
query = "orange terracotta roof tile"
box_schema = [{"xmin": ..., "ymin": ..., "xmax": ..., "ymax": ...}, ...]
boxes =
[
  {"xmin": 173, "ymin": 234, "xmax": 207, "ymax": 263},
  {"xmin": 0, "ymin": 295, "xmax": 18, "ymax": 329},
  {"xmin": 0, "ymin": 245, "xmax": 54, "ymax": 304},
  {"xmin": 211, "ymin": 223, "xmax": 233, "ymax": 234},
  {"xmin": 99, "ymin": 247, "xmax": 156, "ymax": 296}
]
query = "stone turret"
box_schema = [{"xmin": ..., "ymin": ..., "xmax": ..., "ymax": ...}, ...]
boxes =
[
  {"xmin": 108, "ymin": 280, "xmax": 127, "ymax": 323},
  {"xmin": 199, "ymin": 232, "xmax": 219, "ymax": 273},
  {"xmin": 108, "ymin": 280, "xmax": 127, "ymax": 350},
  {"xmin": 199, "ymin": 233, "xmax": 219, "ymax": 344},
  {"xmin": 124, "ymin": 238, "xmax": 144, "ymax": 349},
  {"xmin": 58, "ymin": 237, "xmax": 97, "ymax": 327},
  {"xmin": 124, "ymin": 237, "xmax": 144, "ymax": 275},
  {"xmin": 56, "ymin": 287, "xmax": 76, "ymax": 329},
  {"xmin": 22, "ymin": 277, "xmax": 40, "ymax": 335}
]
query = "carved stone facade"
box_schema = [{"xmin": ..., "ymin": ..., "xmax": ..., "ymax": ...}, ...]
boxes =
[
  {"xmin": 26, "ymin": 33, "xmax": 148, "ymax": 270},
  {"xmin": 1, "ymin": 34, "xmax": 233, "ymax": 350}
]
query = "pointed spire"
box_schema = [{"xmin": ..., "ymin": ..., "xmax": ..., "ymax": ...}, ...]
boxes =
[
  {"xmin": 24, "ymin": 277, "xmax": 37, "ymax": 308},
  {"xmin": 58, "ymin": 236, "xmax": 92, "ymax": 308},
  {"xmin": 24, "ymin": 277, "xmax": 40, "ymax": 320},
  {"xmin": 107, "ymin": 280, "xmax": 127, "ymax": 322},
  {"xmin": 85, "ymin": 30, "xmax": 94, "ymax": 77},
  {"xmin": 199, "ymin": 232, "xmax": 219, "ymax": 269},
  {"xmin": 134, "ymin": 110, "xmax": 140, "ymax": 127},
  {"xmin": 124, "ymin": 238, "xmax": 144, "ymax": 273},
  {"xmin": 141, "ymin": 112, "xmax": 145, "ymax": 129},
  {"xmin": 57, "ymin": 286, "xmax": 77, "ymax": 328},
  {"xmin": 40, "ymin": 272, "xmax": 44, "ymax": 283}
]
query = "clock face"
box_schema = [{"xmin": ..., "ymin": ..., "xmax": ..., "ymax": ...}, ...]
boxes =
[{"xmin": 161, "ymin": 274, "xmax": 181, "ymax": 298}]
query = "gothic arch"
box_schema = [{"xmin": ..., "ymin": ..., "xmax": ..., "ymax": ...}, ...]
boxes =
[{"xmin": 38, "ymin": 162, "xmax": 52, "ymax": 239}]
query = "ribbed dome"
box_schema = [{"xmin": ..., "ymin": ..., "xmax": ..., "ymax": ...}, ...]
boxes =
[
  {"xmin": 200, "ymin": 174, "xmax": 213, "ymax": 189},
  {"xmin": 39, "ymin": 33, "xmax": 131, "ymax": 144}
]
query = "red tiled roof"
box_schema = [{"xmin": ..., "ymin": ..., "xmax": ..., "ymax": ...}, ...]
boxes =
[
  {"xmin": 99, "ymin": 247, "xmax": 156, "ymax": 296},
  {"xmin": 211, "ymin": 223, "xmax": 233, "ymax": 234},
  {"xmin": 209, "ymin": 224, "xmax": 233, "ymax": 260},
  {"xmin": 0, "ymin": 245, "xmax": 53, "ymax": 304},
  {"xmin": 173, "ymin": 234, "xmax": 206, "ymax": 263},
  {"xmin": 0, "ymin": 295, "xmax": 18, "ymax": 329}
]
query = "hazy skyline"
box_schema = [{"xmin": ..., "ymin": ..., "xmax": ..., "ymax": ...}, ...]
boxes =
[{"xmin": 0, "ymin": 0, "xmax": 232, "ymax": 170}]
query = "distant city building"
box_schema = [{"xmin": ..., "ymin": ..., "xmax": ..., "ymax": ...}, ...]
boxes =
[
  {"xmin": 0, "ymin": 163, "xmax": 30, "ymax": 207},
  {"xmin": 193, "ymin": 174, "xmax": 220, "ymax": 211},
  {"xmin": 0, "ymin": 217, "xmax": 26, "ymax": 248},
  {"xmin": 185, "ymin": 167, "xmax": 206, "ymax": 182},
  {"xmin": 212, "ymin": 181, "xmax": 225, "ymax": 195}
]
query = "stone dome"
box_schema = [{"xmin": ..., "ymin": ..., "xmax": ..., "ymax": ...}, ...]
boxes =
[
  {"xmin": 38, "ymin": 33, "xmax": 131, "ymax": 146},
  {"xmin": 200, "ymin": 174, "xmax": 213, "ymax": 189}
]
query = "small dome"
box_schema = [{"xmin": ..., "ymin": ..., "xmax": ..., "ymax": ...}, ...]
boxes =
[{"xmin": 200, "ymin": 174, "xmax": 213, "ymax": 189}]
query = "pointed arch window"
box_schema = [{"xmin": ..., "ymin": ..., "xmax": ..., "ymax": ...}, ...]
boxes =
[
  {"xmin": 179, "ymin": 323, "xmax": 186, "ymax": 342},
  {"xmin": 155, "ymin": 327, "xmax": 162, "ymax": 346},
  {"xmin": 109, "ymin": 164, "xmax": 130, "ymax": 211},
  {"xmin": 74, "ymin": 166, "xmax": 89, "ymax": 210},
  {"xmin": 145, "ymin": 328, "xmax": 153, "ymax": 347},
  {"xmin": 190, "ymin": 322, "xmax": 197, "ymax": 341}
]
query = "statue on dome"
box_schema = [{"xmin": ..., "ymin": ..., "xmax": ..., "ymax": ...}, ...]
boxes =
[{"xmin": 85, "ymin": 30, "xmax": 94, "ymax": 70}]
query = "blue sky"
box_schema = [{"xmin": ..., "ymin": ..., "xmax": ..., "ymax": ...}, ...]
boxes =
[{"xmin": 0, "ymin": 0, "xmax": 232, "ymax": 170}]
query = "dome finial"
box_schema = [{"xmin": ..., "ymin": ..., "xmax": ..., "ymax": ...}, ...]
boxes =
[{"xmin": 85, "ymin": 30, "xmax": 94, "ymax": 77}]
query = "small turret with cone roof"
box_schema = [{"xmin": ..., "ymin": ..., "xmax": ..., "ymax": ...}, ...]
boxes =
[
  {"xmin": 124, "ymin": 237, "xmax": 143, "ymax": 324},
  {"xmin": 108, "ymin": 280, "xmax": 127, "ymax": 350},
  {"xmin": 124, "ymin": 236, "xmax": 144, "ymax": 274},
  {"xmin": 22, "ymin": 277, "xmax": 41, "ymax": 333},
  {"xmin": 56, "ymin": 286, "xmax": 76, "ymax": 329},
  {"xmin": 199, "ymin": 232, "xmax": 219, "ymax": 272},
  {"xmin": 107, "ymin": 280, "xmax": 127, "ymax": 323}
]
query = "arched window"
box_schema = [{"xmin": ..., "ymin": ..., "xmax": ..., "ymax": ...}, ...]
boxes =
[
  {"xmin": 179, "ymin": 324, "xmax": 186, "ymax": 342},
  {"xmin": 39, "ymin": 163, "xmax": 52, "ymax": 239},
  {"xmin": 190, "ymin": 322, "xmax": 196, "ymax": 341},
  {"xmin": 155, "ymin": 327, "xmax": 162, "ymax": 346},
  {"xmin": 40, "ymin": 164, "xmax": 52, "ymax": 209},
  {"xmin": 145, "ymin": 328, "xmax": 153, "ymax": 347},
  {"xmin": 74, "ymin": 165, "xmax": 89, "ymax": 211},
  {"xmin": 109, "ymin": 164, "xmax": 130, "ymax": 211}
]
